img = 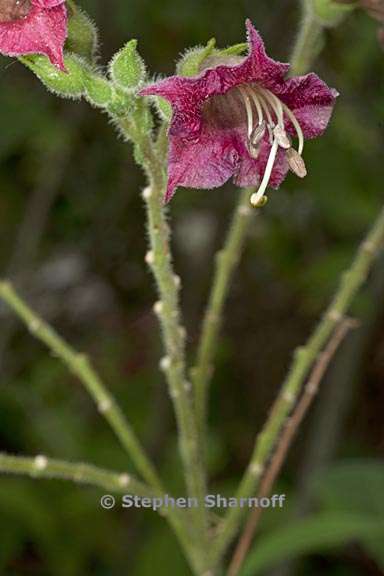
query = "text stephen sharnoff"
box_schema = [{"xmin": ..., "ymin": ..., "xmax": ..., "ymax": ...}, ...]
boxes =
[{"xmin": 121, "ymin": 494, "xmax": 286, "ymax": 511}]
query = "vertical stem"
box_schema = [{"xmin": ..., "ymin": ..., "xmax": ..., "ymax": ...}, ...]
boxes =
[
  {"xmin": 192, "ymin": 189, "xmax": 255, "ymax": 430},
  {"xmin": 117, "ymin": 115, "xmax": 211, "ymax": 571}
]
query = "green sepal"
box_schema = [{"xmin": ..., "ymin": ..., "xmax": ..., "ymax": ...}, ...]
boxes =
[
  {"xmin": 109, "ymin": 39, "xmax": 146, "ymax": 92},
  {"xmin": 66, "ymin": 6, "xmax": 99, "ymax": 61},
  {"xmin": 314, "ymin": 0, "xmax": 356, "ymax": 27},
  {"xmin": 20, "ymin": 53, "xmax": 85, "ymax": 99},
  {"xmin": 153, "ymin": 97, "xmax": 172, "ymax": 122},
  {"xmin": 176, "ymin": 38, "xmax": 216, "ymax": 76},
  {"xmin": 217, "ymin": 42, "xmax": 248, "ymax": 56}
]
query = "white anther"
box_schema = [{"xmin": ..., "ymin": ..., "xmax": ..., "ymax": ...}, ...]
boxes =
[
  {"xmin": 273, "ymin": 125, "xmax": 291, "ymax": 149},
  {"xmin": 145, "ymin": 251, "xmax": 155, "ymax": 265},
  {"xmin": 119, "ymin": 473, "xmax": 131, "ymax": 487},
  {"xmin": 34, "ymin": 455, "xmax": 48, "ymax": 471},
  {"xmin": 160, "ymin": 356, "xmax": 171, "ymax": 372},
  {"xmin": 286, "ymin": 148, "xmax": 307, "ymax": 178}
]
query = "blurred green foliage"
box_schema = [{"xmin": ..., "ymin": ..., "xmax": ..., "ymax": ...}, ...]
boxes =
[{"xmin": 0, "ymin": 0, "xmax": 383, "ymax": 574}]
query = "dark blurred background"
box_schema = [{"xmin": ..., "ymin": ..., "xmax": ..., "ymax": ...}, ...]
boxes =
[{"xmin": 0, "ymin": 0, "xmax": 383, "ymax": 574}]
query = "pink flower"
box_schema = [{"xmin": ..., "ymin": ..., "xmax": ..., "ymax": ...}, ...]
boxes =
[
  {"xmin": 140, "ymin": 20, "xmax": 338, "ymax": 205},
  {"xmin": 0, "ymin": 0, "xmax": 67, "ymax": 71}
]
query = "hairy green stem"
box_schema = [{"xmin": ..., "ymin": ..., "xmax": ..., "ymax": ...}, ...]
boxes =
[
  {"xmin": 0, "ymin": 452, "xmax": 201, "ymax": 571},
  {"xmin": 0, "ymin": 452, "xmax": 152, "ymax": 496},
  {"xmin": 213, "ymin": 206, "xmax": 384, "ymax": 561},
  {"xmin": 0, "ymin": 281, "xmax": 161, "ymax": 492},
  {"xmin": 115, "ymin": 114, "xmax": 211, "ymax": 572},
  {"xmin": 192, "ymin": 188, "xmax": 255, "ymax": 431}
]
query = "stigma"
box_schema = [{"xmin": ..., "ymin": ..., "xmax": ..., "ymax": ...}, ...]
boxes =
[{"xmin": 238, "ymin": 84, "xmax": 306, "ymax": 207}]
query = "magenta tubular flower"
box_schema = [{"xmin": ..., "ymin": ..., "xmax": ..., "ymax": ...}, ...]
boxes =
[
  {"xmin": 0, "ymin": 0, "xmax": 67, "ymax": 71},
  {"xmin": 140, "ymin": 20, "xmax": 338, "ymax": 205}
]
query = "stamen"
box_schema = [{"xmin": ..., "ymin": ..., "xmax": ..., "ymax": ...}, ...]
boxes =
[
  {"xmin": 250, "ymin": 121, "xmax": 266, "ymax": 147},
  {"xmin": 286, "ymin": 148, "xmax": 307, "ymax": 178},
  {"xmin": 259, "ymin": 88, "xmax": 284, "ymax": 127},
  {"xmin": 281, "ymin": 103, "xmax": 304, "ymax": 155},
  {"xmin": 238, "ymin": 86, "xmax": 254, "ymax": 138},
  {"xmin": 250, "ymin": 138, "xmax": 279, "ymax": 207},
  {"xmin": 273, "ymin": 125, "xmax": 291, "ymax": 149},
  {"xmin": 245, "ymin": 87, "xmax": 264, "ymax": 126},
  {"xmin": 255, "ymin": 91, "xmax": 275, "ymax": 130}
]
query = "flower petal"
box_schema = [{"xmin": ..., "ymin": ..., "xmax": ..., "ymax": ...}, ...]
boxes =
[
  {"xmin": 0, "ymin": 3, "xmax": 67, "ymax": 70},
  {"xmin": 32, "ymin": 0, "xmax": 65, "ymax": 8},
  {"xmin": 165, "ymin": 125, "xmax": 240, "ymax": 202},
  {"xmin": 140, "ymin": 20, "xmax": 290, "ymax": 141},
  {"xmin": 276, "ymin": 72, "xmax": 338, "ymax": 139},
  {"xmin": 233, "ymin": 138, "xmax": 289, "ymax": 189}
]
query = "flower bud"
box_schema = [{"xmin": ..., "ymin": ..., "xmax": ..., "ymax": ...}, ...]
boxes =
[
  {"xmin": 176, "ymin": 38, "xmax": 216, "ymax": 77},
  {"xmin": 109, "ymin": 39, "xmax": 146, "ymax": 92},
  {"xmin": 66, "ymin": 5, "xmax": 99, "ymax": 61}
]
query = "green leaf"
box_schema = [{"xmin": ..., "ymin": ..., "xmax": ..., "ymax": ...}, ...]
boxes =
[
  {"xmin": 109, "ymin": 39, "xmax": 146, "ymax": 92},
  {"xmin": 240, "ymin": 512, "xmax": 384, "ymax": 576}
]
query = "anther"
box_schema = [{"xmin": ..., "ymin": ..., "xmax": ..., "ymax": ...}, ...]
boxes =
[
  {"xmin": 286, "ymin": 148, "xmax": 307, "ymax": 178},
  {"xmin": 248, "ymin": 121, "xmax": 266, "ymax": 158},
  {"xmin": 273, "ymin": 125, "xmax": 291, "ymax": 149}
]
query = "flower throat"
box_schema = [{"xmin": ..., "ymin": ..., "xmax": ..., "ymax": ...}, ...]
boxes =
[{"xmin": 237, "ymin": 84, "xmax": 307, "ymax": 206}]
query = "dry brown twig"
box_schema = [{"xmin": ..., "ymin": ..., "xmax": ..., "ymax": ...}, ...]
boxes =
[{"xmin": 227, "ymin": 317, "xmax": 359, "ymax": 576}]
